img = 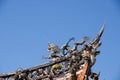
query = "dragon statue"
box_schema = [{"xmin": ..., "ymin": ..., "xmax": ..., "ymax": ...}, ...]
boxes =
[{"xmin": 0, "ymin": 24, "xmax": 105, "ymax": 80}]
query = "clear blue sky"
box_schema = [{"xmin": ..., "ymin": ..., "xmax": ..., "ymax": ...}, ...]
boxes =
[{"xmin": 0, "ymin": 0, "xmax": 120, "ymax": 80}]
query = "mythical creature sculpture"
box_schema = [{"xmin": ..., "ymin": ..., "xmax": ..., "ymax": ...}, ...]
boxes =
[{"xmin": 0, "ymin": 24, "xmax": 105, "ymax": 80}]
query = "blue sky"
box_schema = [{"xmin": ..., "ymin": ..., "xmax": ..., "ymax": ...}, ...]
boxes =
[{"xmin": 0, "ymin": 0, "xmax": 120, "ymax": 80}]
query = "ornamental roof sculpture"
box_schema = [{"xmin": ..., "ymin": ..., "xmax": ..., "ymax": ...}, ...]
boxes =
[{"xmin": 0, "ymin": 24, "xmax": 105, "ymax": 80}]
